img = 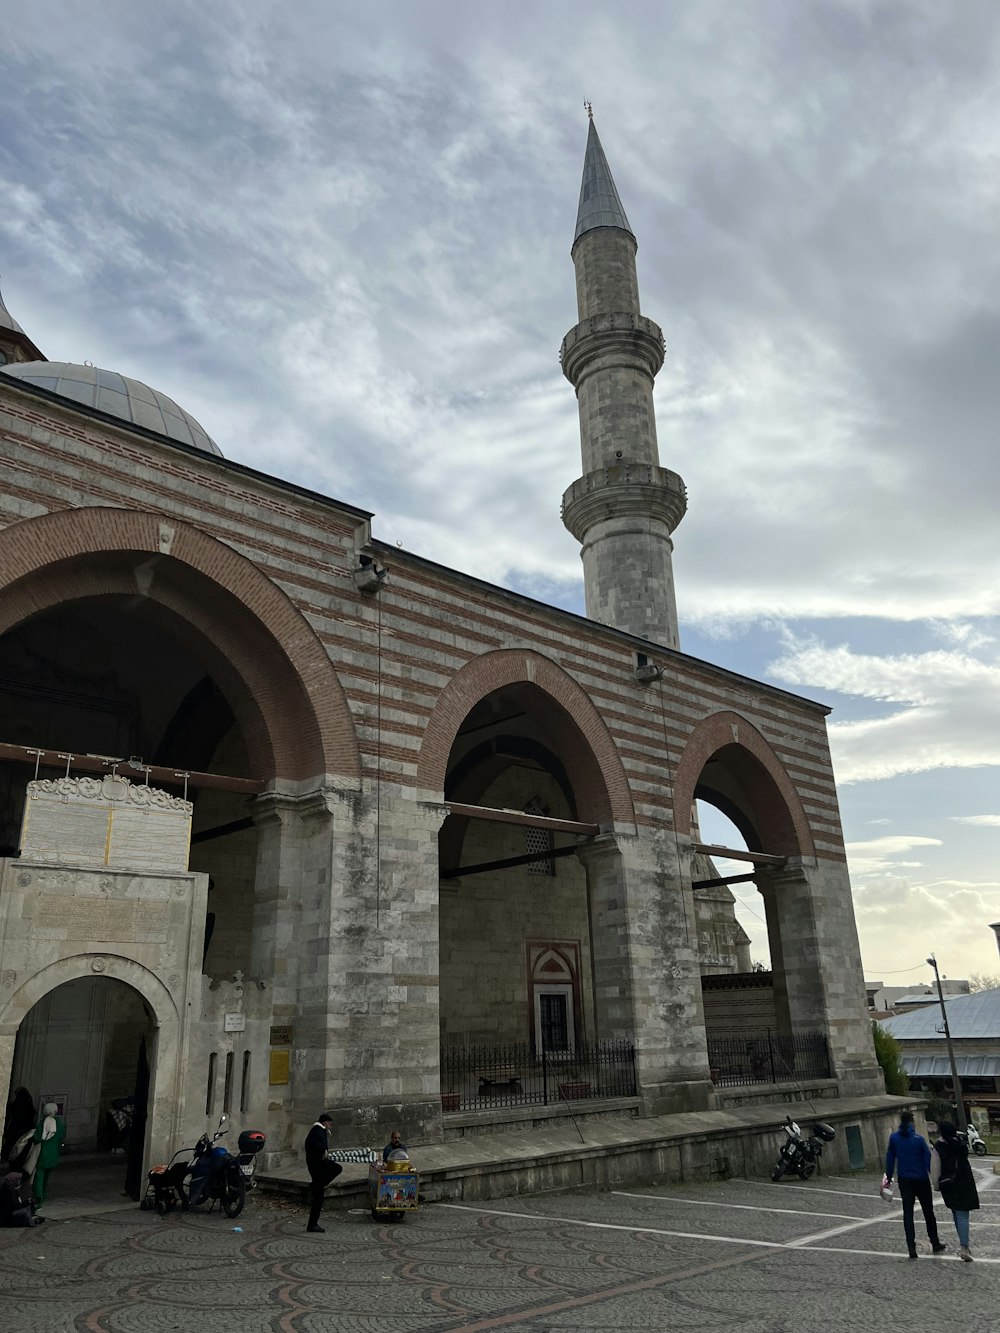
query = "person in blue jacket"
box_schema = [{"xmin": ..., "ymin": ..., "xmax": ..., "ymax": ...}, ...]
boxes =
[{"xmin": 885, "ymin": 1110, "xmax": 946, "ymax": 1258}]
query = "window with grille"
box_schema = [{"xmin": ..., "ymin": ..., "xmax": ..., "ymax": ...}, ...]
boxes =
[{"xmin": 524, "ymin": 803, "xmax": 555, "ymax": 876}]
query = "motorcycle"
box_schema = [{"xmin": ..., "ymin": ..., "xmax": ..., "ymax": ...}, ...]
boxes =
[
  {"xmin": 186, "ymin": 1114, "xmax": 266, "ymax": 1218},
  {"xmin": 143, "ymin": 1115, "xmax": 266, "ymax": 1219},
  {"xmin": 965, "ymin": 1124, "xmax": 989, "ymax": 1157},
  {"xmin": 771, "ymin": 1115, "xmax": 836, "ymax": 1181}
]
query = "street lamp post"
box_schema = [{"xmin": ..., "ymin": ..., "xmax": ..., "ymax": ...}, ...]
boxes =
[{"xmin": 926, "ymin": 954, "xmax": 968, "ymax": 1134}]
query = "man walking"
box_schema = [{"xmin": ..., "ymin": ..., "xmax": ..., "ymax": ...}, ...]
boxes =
[
  {"xmin": 304, "ymin": 1112, "xmax": 342, "ymax": 1233},
  {"xmin": 885, "ymin": 1110, "xmax": 946, "ymax": 1259}
]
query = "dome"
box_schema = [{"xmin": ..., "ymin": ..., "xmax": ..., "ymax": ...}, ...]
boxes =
[{"xmin": 0, "ymin": 361, "xmax": 222, "ymax": 456}]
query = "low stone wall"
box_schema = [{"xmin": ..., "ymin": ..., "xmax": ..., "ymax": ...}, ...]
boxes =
[
  {"xmin": 260, "ymin": 1094, "xmax": 920, "ymax": 1211},
  {"xmin": 716, "ymin": 1078, "xmax": 840, "ymax": 1109}
]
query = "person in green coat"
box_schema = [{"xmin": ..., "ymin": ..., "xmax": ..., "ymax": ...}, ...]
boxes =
[{"xmin": 30, "ymin": 1103, "xmax": 65, "ymax": 1205}]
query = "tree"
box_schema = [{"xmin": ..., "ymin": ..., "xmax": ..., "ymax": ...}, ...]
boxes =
[
  {"xmin": 871, "ymin": 1021, "xmax": 910, "ymax": 1096},
  {"xmin": 968, "ymin": 973, "xmax": 1000, "ymax": 992}
]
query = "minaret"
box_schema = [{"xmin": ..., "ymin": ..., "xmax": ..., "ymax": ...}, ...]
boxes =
[
  {"xmin": 0, "ymin": 278, "xmax": 45, "ymax": 366},
  {"xmin": 561, "ymin": 113, "xmax": 686, "ymax": 649}
]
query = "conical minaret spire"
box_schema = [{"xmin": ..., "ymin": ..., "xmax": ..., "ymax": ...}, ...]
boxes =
[{"xmin": 560, "ymin": 117, "xmax": 686, "ymax": 649}]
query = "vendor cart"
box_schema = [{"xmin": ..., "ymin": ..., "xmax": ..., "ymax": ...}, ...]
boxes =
[{"xmin": 368, "ymin": 1151, "xmax": 418, "ymax": 1222}]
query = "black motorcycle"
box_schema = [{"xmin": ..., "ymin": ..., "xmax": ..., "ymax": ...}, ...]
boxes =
[
  {"xmin": 771, "ymin": 1115, "xmax": 836, "ymax": 1181},
  {"xmin": 142, "ymin": 1116, "xmax": 266, "ymax": 1217}
]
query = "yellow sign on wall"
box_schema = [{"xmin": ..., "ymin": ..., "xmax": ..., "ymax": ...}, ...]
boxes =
[{"xmin": 269, "ymin": 1049, "xmax": 290, "ymax": 1086}]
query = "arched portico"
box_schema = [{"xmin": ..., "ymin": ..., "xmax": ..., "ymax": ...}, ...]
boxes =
[
  {"xmin": 0, "ymin": 507, "xmax": 369, "ymax": 1159},
  {"xmin": 674, "ymin": 710, "xmax": 880, "ymax": 1096},
  {"xmin": 419, "ymin": 649, "xmax": 666, "ymax": 1113}
]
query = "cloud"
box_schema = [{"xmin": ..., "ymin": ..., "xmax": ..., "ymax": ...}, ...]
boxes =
[
  {"xmin": 2, "ymin": 3, "xmax": 1000, "ymax": 624},
  {"xmin": 845, "ymin": 835, "xmax": 943, "ymax": 879},
  {"xmin": 852, "ymin": 874, "xmax": 1000, "ymax": 980},
  {"xmin": 951, "ymin": 815, "xmax": 1000, "ymax": 828},
  {"xmin": 769, "ymin": 638, "xmax": 1000, "ymax": 783}
]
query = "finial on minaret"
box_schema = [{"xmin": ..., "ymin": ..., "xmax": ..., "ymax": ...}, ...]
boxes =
[{"xmin": 584, "ymin": 99, "xmax": 593, "ymax": 120}]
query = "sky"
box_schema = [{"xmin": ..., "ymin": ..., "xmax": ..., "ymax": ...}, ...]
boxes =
[{"xmin": 1, "ymin": 0, "xmax": 998, "ymax": 986}]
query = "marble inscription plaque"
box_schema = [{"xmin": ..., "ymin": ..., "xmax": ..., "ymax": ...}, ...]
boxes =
[
  {"xmin": 33, "ymin": 896, "xmax": 170, "ymax": 942},
  {"xmin": 20, "ymin": 777, "xmax": 192, "ymax": 872}
]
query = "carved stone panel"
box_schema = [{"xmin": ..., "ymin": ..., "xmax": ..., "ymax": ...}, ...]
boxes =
[{"xmin": 19, "ymin": 776, "xmax": 192, "ymax": 873}]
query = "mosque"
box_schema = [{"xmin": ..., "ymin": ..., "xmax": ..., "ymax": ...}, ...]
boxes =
[{"xmin": 0, "ymin": 118, "xmax": 883, "ymax": 1177}]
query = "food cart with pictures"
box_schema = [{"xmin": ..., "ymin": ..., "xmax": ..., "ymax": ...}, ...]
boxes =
[{"xmin": 368, "ymin": 1149, "xmax": 419, "ymax": 1222}]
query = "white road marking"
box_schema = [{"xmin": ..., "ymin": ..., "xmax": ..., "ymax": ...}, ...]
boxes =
[
  {"xmin": 612, "ymin": 1191, "xmax": 866, "ymax": 1222},
  {"xmin": 730, "ymin": 1178, "xmax": 898, "ymax": 1203},
  {"xmin": 438, "ymin": 1203, "xmax": 782, "ymax": 1248},
  {"xmin": 786, "ymin": 1213, "xmax": 897, "ymax": 1247},
  {"xmin": 439, "ymin": 1202, "xmax": 1000, "ymax": 1264}
]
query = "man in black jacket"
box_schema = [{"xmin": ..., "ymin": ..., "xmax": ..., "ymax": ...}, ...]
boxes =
[{"xmin": 304, "ymin": 1113, "xmax": 342, "ymax": 1232}]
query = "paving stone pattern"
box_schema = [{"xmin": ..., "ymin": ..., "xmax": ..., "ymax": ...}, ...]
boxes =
[{"xmin": 0, "ymin": 1171, "xmax": 997, "ymax": 1332}]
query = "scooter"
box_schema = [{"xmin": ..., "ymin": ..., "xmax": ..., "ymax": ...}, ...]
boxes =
[
  {"xmin": 771, "ymin": 1115, "xmax": 836, "ymax": 1181},
  {"xmin": 966, "ymin": 1124, "xmax": 989, "ymax": 1157}
]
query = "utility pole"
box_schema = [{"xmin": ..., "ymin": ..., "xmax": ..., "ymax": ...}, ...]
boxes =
[{"xmin": 926, "ymin": 954, "xmax": 968, "ymax": 1133}]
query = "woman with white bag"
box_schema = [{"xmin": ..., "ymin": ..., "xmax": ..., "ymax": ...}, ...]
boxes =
[{"xmin": 931, "ymin": 1121, "xmax": 979, "ymax": 1261}]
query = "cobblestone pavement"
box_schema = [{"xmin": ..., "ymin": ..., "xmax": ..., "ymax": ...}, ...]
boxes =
[{"xmin": 1, "ymin": 1166, "xmax": 997, "ymax": 1332}]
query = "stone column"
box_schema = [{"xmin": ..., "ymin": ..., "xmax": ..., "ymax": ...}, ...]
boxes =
[
  {"xmin": 757, "ymin": 860, "xmax": 883, "ymax": 1096},
  {"xmin": 249, "ymin": 787, "xmax": 334, "ymax": 1154},
  {"xmin": 307, "ymin": 786, "xmax": 447, "ymax": 1146},
  {"xmin": 578, "ymin": 831, "xmax": 714, "ymax": 1115}
]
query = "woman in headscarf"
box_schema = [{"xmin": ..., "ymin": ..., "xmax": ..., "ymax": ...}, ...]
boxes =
[
  {"xmin": 2, "ymin": 1087, "xmax": 37, "ymax": 1162},
  {"xmin": 30, "ymin": 1102, "xmax": 65, "ymax": 1206},
  {"xmin": 931, "ymin": 1121, "xmax": 980, "ymax": 1261}
]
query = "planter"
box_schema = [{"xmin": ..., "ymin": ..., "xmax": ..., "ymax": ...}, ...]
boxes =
[
  {"xmin": 441, "ymin": 1092, "xmax": 460, "ymax": 1113},
  {"xmin": 557, "ymin": 1080, "xmax": 592, "ymax": 1101}
]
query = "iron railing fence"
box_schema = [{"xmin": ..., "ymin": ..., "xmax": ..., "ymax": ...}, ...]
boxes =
[
  {"xmin": 707, "ymin": 1028, "xmax": 831, "ymax": 1088},
  {"xmin": 440, "ymin": 1039, "xmax": 636, "ymax": 1111}
]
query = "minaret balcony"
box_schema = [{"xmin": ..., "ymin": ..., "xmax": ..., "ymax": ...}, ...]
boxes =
[
  {"xmin": 560, "ymin": 312, "xmax": 665, "ymax": 387},
  {"xmin": 562, "ymin": 464, "xmax": 687, "ymax": 542}
]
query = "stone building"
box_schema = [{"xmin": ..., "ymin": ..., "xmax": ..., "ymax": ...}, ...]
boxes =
[{"xmin": 0, "ymin": 118, "xmax": 882, "ymax": 1176}]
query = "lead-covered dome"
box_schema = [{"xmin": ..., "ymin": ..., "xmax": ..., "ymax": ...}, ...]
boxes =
[{"xmin": 0, "ymin": 361, "xmax": 222, "ymax": 456}]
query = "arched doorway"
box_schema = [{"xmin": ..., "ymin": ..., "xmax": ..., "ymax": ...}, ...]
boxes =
[{"xmin": 7, "ymin": 976, "xmax": 154, "ymax": 1202}]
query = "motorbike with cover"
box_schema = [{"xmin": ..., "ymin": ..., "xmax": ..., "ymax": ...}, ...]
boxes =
[{"xmin": 771, "ymin": 1115, "xmax": 836, "ymax": 1181}]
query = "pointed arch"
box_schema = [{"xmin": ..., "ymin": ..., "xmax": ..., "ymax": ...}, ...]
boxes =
[
  {"xmin": 672, "ymin": 710, "xmax": 815, "ymax": 858},
  {"xmin": 417, "ymin": 649, "xmax": 635, "ymax": 828},
  {"xmin": 0, "ymin": 507, "xmax": 360, "ymax": 783}
]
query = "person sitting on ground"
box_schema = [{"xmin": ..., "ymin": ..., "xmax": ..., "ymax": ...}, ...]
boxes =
[
  {"xmin": 0, "ymin": 1171, "xmax": 43, "ymax": 1227},
  {"xmin": 382, "ymin": 1130, "xmax": 408, "ymax": 1163}
]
